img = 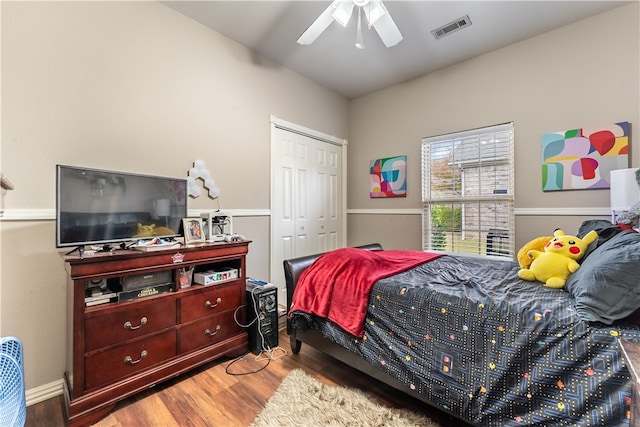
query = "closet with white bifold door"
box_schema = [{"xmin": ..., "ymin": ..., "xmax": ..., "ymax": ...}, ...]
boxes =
[{"xmin": 270, "ymin": 117, "xmax": 347, "ymax": 306}]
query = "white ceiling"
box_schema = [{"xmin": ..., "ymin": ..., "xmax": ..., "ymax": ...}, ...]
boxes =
[{"xmin": 162, "ymin": 1, "xmax": 630, "ymax": 99}]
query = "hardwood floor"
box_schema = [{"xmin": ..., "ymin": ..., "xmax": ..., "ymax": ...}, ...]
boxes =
[{"xmin": 26, "ymin": 329, "xmax": 462, "ymax": 426}]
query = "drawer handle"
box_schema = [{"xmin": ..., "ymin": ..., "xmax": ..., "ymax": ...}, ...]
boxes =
[
  {"xmin": 124, "ymin": 350, "xmax": 148, "ymax": 365},
  {"xmin": 124, "ymin": 317, "xmax": 148, "ymax": 330},
  {"xmin": 205, "ymin": 325, "xmax": 221, "ymax": 336},
  {"xmin": 205, "ymin": 298, "xmax": 222, "ymax": 308}
]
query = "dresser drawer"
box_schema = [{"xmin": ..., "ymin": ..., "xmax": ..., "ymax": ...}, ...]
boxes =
[
  {"xmin": 85, "ymin": 299, "xmax": 177, "ymax": 352},
  {"xmin": 85, "ymin": 330, "xmax": 177, "ymax": 390},
  {"xmin": 178, "ymin": 312, "xmax": 243, "ymax": 353},
  {"xmin": 180, "ymin": 284, "xmax": 242, "ymax": 323}
]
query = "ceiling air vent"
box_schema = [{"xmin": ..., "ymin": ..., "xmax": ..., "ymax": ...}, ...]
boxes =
[{"xmin": 431, "ymin": 15, "xmax": 472, "ymax": 40}]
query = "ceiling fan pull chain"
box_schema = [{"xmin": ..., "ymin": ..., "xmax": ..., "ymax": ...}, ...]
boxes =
[{"xmin": 356, "ymin": 6, "xmax": 365, "ymax": 49}]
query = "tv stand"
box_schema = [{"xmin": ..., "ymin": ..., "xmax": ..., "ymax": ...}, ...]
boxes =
[{"xmin": 63, "ymin": 241, "xmax": 250, "ymax": 426}]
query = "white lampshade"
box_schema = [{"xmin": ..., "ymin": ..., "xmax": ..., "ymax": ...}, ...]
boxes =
[{"xmin": 610, "ymin": 168, "xmax": 640, "ymax": 211}]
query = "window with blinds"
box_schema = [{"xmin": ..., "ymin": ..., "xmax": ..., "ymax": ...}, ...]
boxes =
[{"xmin": 421, "ymin": 122, "xmax": 515, "ymax": 258}]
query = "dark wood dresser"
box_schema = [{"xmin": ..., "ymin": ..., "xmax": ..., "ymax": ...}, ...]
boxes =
[{"xmin": 63, "ymin": 241, "xmax": 250, "ymax": 426}]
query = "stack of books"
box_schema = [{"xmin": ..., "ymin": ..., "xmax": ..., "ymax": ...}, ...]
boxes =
[{"xmin": 84, "ymin": 281, "xmax": 117, "ymax": 307}]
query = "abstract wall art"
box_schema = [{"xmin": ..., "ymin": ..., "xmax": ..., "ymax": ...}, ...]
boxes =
[
  {"xmin": 370, "ymin": 155, "xmax": 407, "ymax": 198},
  {"xmin": 541, "ymin": 122, "xmax": 629, "ymax": 191}
]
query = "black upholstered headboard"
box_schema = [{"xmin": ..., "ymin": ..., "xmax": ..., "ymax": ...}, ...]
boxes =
[{"xmin": 283, "ymin": 243, "xmax": 383, "ymax": 313}]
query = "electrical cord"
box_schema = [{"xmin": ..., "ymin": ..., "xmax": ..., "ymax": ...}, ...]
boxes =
[
  {"xmin": 226, "ymin": 286, "xmax": 287, "ymax": 376},
  {"xmin": 225, "ymin": 353, "xmax": 271, "ymax": 376},
  {"xmin": 233, "ymin": 305, "xmax": 256, "ymax": 328}
]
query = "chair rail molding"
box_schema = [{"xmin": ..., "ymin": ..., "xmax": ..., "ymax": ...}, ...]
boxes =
[
  {"xmin": 346, "ymin": 207, "xmax": 611, "ymax": 216},
  {"xmin": 0, "ymin": 209, "xmax": 272, "ymax": 221},
  {"xmin": 2, "ymin": 207, "xmax": 609, "ymax": 220}
]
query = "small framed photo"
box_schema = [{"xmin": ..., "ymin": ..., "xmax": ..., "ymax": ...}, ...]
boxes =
[
  {"xmin": 182, "ymin": 218, "xmax": 204, "ymax": 244},
  {"xmin": 177, "ymin": 266, "xmax": 194, "ymax": 288}
]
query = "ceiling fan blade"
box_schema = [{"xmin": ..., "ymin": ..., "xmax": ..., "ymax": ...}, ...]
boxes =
[
  {"xmin": 297, "ymin": 1, "xmax": 341, "ymax": 45},
  {"xmin": 370, "ymin": 2, "xmax": 403, "ymax": 47},
  {"xmin": 363, "ymin": 0, "xmax": 385, "ymax": 26},
  {"xmin": 332, "ymin": 1, "xmax": 354, "ymax": 27}
]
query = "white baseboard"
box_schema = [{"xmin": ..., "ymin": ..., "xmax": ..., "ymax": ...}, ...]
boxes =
[{"xmin": 26, "ymin": 379, "xmax": 64, "ymax": 407}]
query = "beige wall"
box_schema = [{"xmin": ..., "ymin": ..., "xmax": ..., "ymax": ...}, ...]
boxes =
[
  {"xmin": 0, "ymin": 1, "xmax": 348, "ymax": 394},
  {"xmin": 1, "ymin": 0, "xmax": 639, "ymax": 403},
  {"xmin": 347, "ymin": 3, "xmax": 640, "ymax": 251}
]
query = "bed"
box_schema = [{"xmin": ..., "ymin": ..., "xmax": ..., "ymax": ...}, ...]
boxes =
[{"xmin": 285, "ymin": 222, "xmax": 640, "ymax": 426}]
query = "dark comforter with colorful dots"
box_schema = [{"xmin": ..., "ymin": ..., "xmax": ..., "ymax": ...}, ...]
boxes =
[{"xmin": 289, "ymin": 253, "xmax": 640, "ymax": 426}]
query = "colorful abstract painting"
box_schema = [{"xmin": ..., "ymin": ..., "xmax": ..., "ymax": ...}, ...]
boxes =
[
  {"xmin": 370, "ymin": 155, "xmax": 407, "ymax": 198},
  {"xmin": 541, "ymin": 122, "xmax": 629, "ymax": 191}
]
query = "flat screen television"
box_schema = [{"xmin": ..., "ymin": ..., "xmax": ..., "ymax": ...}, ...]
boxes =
[{"xmin": 56, "ymin": 165, "xmax": 187, "ymax": 249}]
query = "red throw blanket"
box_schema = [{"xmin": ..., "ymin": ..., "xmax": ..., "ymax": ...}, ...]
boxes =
[{"xmin": 289, "ymin": 248, "xmax": 443, "ymax": 337}]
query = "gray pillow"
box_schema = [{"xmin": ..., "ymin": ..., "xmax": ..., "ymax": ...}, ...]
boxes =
[
  {"xmin": 565, "ymin": 230, "xmax": 640, "ymax": 324},
  {"xmin": 576, "ymin": 219, "xmax": 622, "ymax": 260},
  {"xmin": 577, "ymin": 219, "xmax": 614, "ymax": 238}
]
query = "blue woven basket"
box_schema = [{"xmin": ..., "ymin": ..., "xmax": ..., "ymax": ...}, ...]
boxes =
[{"xmin": 0, "ymin": 336, "xmax": 26, "ymax": 427}]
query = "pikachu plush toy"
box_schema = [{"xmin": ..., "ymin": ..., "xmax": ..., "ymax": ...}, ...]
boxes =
[{"xmin": 517, "ymin": 228, "xmax": 598, "ymax": 289}]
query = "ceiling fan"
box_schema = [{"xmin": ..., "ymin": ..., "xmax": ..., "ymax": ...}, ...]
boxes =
[{"xmin": 297, "ymin": 0, "xmax": 403, "ymax": 49}]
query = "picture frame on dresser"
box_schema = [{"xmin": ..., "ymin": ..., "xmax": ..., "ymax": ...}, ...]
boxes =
[{"xmin": 183, "ymin": 217, "xmax": 204, "ymax": 244}]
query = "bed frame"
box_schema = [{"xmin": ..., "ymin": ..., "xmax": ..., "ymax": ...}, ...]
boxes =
[{"xmin": 283, "ymin": 244, "xmax": 464, "ymax": 422}]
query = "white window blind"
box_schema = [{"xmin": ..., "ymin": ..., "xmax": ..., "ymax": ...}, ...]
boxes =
[{"xmin": 421, "ymin": 123, "xmax": 515, "ymax": 258}]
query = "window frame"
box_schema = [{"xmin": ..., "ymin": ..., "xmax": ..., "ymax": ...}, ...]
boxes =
[{"xmin": 421, "ymin": 122, "xmax": 515, "ymax": 258}]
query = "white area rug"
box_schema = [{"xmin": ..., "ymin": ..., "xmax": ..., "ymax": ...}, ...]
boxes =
[{"xmin": 251, "ymin": 369, "xmax": 441, "ymax": 427}]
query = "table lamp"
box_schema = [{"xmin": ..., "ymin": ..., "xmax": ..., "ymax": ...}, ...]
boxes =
[{"xmin": 610, "ymin": 168, "xmax": 640, "ymax": 224}]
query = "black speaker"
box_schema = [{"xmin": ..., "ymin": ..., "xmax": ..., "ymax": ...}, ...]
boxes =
[{"xmin": 246, "ymin": 283, "xmax": 279, "ymax": 354}]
